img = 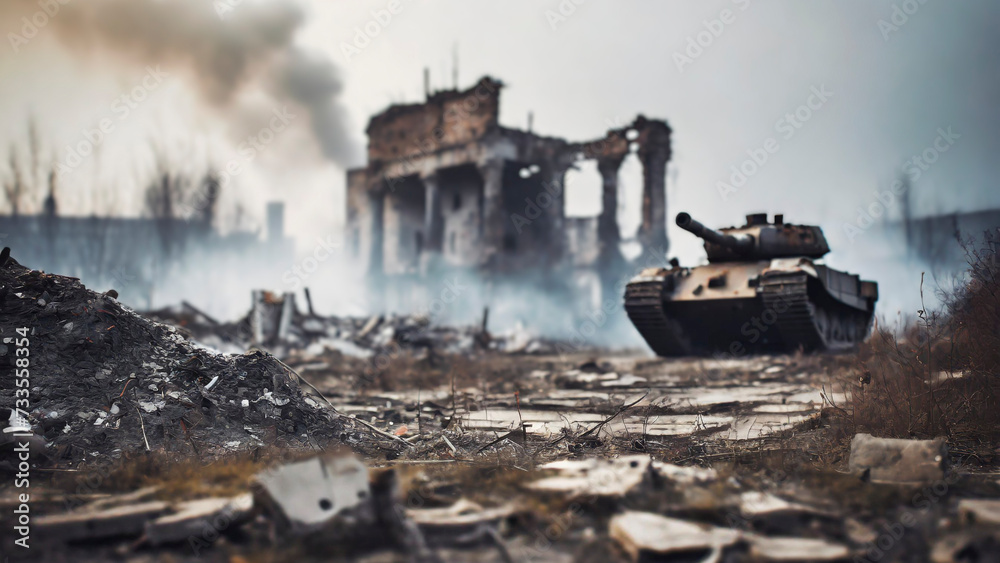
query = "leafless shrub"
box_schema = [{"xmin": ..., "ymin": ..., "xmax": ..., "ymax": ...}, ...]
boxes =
[{"xmin": 847, "ymin": 230, "xmax": 1000, "ymax": 461}]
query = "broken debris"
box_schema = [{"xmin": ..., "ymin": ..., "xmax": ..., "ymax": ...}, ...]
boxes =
[{"xmin": 848, "ymin": 433, "xmax": 947, "ymax": 484}]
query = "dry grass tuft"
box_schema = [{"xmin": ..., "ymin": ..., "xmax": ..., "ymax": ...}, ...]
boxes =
[{"xmin": 843, "ymin": 230, "xmax": 1000, "ymax": 462}]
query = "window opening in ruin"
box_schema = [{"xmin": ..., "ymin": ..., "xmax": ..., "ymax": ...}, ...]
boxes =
[
  {"xmin": 415, "ymin": 231, "xmax": 423, "ymax": 255},
  {"xmin": 452, "ymin": 193, "xmax": 461, "ymax": 210}
]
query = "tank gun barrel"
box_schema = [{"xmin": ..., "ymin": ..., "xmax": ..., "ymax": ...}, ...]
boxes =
[{"xmin": 676, "ymin": 212, "xmax": 753, "ymax": 252}]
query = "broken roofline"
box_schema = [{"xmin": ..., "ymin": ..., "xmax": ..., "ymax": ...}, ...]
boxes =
[
  {"xmin": 361, "ymin": 74, "xmax": 671, "ymax": 170},
  {"xmin": 365, "ymin": 75, "xmax": 505, "ymax": 133}
]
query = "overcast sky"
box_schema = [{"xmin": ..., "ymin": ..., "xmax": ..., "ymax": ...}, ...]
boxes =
[{"xmin": 2, "ymin": 0, "xmax": 998, "ymax": 314}]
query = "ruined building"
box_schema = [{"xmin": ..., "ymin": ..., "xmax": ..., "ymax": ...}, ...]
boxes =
[{"xmin": 346, "ymin": 76, "xmax": 672, "ymax": 325}]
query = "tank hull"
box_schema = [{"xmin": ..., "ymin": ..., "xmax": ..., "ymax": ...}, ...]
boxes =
[{"xmin": 625, "ymin": 259, "xmax": 877, "ymax": 357}]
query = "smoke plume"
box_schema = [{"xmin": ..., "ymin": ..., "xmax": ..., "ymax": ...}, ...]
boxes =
[{"xmin": 6, "ymin": 0, "xmax": 357, "ymax": 166}]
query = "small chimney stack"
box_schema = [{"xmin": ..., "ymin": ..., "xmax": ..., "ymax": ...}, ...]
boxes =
[{"xmin": 267, "ymin": 202, "xmax": 285, "ymax": 243}]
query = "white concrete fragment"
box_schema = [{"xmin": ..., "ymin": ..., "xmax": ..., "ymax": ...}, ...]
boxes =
[
  {"xmin": 748, "ymin": 535, "xmax": 851, "ymax": 561},
  {"xmin": 849, "ymin": 433, "xmax": 946, "ymax": 483},
  {"xmin": 255, "ymin": 454, "xmax": 370, "ymax": 533},
  {"xmin": 407, "ymin": 498, "xmax": 517, "ymax": 533},
  {"xmin": 610, "ymin": 511, "xmax": 741, "ymax": 561},
  {"xmin": 740, "ymin": 491, "xmax": 828, "ymax": 519},
  {"xmin": 139, "ymin": 400, "xmax": 165, "ymax": 413},
  {"xmin": 600, "ymin": 374, "xmax": 648, "ymax": 387},
  {"xmin": 651, "ymin": 461, "xmax": 718, "ymax": 485},
  {"xmin": 528, "ymin": 455, "xmax": 651, "ymax": 498}
]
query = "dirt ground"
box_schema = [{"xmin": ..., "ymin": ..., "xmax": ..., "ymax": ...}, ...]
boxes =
[{"xmin": 4, "ymin": 342, "xmax": 1000, "ymax": 562}]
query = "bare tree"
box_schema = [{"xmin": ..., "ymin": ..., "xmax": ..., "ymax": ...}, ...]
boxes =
[
  {"xmin": 196, "ymin": 173, "xmax": 221, "ymax": 226},
  {"xmin": 3, "ymin": 146, "xmax": 25, "ymax": 216}
]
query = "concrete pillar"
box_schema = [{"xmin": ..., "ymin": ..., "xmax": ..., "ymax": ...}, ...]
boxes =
[
  {"xmin": 422, "ymin": 173, "xmax": 444, "ymax": 251},
  {"xmin": 596, "ymin": 157, "xmax": 627, "ymax": 316},
  {"xmin": 478, "ymin": 158, "xmax": 506, "ymax": 267},
  {"xmin": 597, "ymin": 157, "xmax": 624, "ymax": 250},
  {"xmin": 540, "ymin": 163, "xmax": 568, "ymax": 263},
  {"xmin": 421, "ymin": 172, "xmax": 444, "ymax": 274},
  {"xmin": 367, "ymin": 187, "xmax": 385, "ymax": 278},
  {"xmin": 266, "ymin": 202, "xmax": 285, "ymax": 243},
  {"xmin": 638, "ymin": 142, "xmax": 670, "ymax": 258}
]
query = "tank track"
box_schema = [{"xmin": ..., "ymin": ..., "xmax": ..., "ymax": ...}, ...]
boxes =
[
  {"xmin": 624, "ymin": 277, "xmax": 691, "ymax": 356},
  {"xmin": 759, "ymin": 273, "xmax": 825, "ymax": 350},
  {"xmin": 760, "ymin": 272, "xmax": 873, "ymax": 351}
]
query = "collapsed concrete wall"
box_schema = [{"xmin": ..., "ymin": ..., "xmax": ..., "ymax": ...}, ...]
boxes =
[{"xmin": 346, "ymin": 75, "xmax": 673, "ymax": 332}]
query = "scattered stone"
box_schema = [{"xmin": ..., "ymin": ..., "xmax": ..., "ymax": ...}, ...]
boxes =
[
  {"xmin": 748, "ymin": 535, "xmax": 851, "ymax": 561},
  {"xmin": 609, "ymin": 510, "xmax": 741, "ymax": 561},
  {"xmin": 527, "ymin": 455, "xmax": 652, "ymax": 498},
  {"xmin": 78, "ymin": 486, "xmax": 160, "ymax": 513},
  {"xmin": 931, "ymin": 531, "xmax": 1000, "ymax": 563},
  {"xmin": 651, "ymin": 461, "xmax": 718, "ymax": 485},
  {"xmin": 407, "ymin": 498, "xmax": 518, "ymax": 545},
  {"xmin": 959, "ymin": 499, "xmax": 1000, "ymax": 526},
  {"xmin": 739, "ymin": 491, "xmax": 829, "ymax": 519},
  {"xmin": 848, "ymin": 433, "xmax": 947, "ymax": 484},
  {"xmin": 145, "ymin": 494, "xmax": 254, "ymax": 546},
  {"xmin": 36, "ymin": 501, "xmax": 170, "ymax": 542}
]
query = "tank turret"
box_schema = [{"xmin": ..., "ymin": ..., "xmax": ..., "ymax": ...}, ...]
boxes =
[
  {"xmin": 676, "ymin": 212, "xmax": 754, "ymax": 254},
  {"xmin": 677, "ymin": 212, "xmax": 829, "ymax": 262}
]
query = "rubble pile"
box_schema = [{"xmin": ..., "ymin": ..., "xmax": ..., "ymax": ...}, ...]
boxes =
[
  {"xmin": 146, "ymin": 291, "xmax": 564, "ymax": 360},
  {"xmin": 0, "ymin": 252, "xmax": 344, "ymax": 465}
]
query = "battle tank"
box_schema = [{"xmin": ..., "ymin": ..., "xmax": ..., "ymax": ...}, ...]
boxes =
[{"xmin": 624, "ymin": 212, "xmax": 878, "ymax": 357}]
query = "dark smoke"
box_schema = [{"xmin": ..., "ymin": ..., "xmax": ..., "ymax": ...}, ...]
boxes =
[
  {"xmin": 276, "ymin": 48, "xmax": 356, "ymax": 166},
  {"xmin": 6, "ymin": 0, "xmax": 358, "ymax": 167}
]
